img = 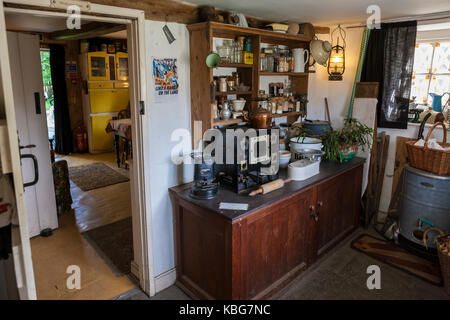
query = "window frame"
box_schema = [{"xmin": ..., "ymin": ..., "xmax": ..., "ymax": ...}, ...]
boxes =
[{"xmin": 412, "ymin": 39, "xmax": 450, "ymax": 106}]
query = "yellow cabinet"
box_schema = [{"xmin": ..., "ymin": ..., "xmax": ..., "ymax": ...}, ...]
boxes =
[
  {"xmin": 89, "ymin": 89, "xmax": 129, "ymax": 113},
  {"xmin": 116, "ymin": 52, "xmax": 129, "ymax": 81},
  {"xmin": 91, "ymin": 114, "xmax": 113, "ymax": 151},
  {"xmin": 87, "ymin": 52, "xmax": 109, "ymax": 81}
]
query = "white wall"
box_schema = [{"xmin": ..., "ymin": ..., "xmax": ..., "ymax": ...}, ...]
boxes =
[
  {"xmin": 307, "ymin": 27, "xmax": 364, "ymax": 129},
  {"xmin": 307, "ymin": 26, "xmax": 448, "ymax": 214},
  {"xmin": 145, "ymin": 20, "xmax": 191, "ymax": 277}
]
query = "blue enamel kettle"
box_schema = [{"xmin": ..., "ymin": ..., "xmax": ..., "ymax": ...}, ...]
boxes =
[{"xmin": 429, "ymin": 92, "xmax": 449, "ymax": 112}]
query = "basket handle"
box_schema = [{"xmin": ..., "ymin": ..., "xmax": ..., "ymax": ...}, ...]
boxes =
[
  {"xmin": 424, "ymin": 122, "xmax": 447, "ymax": 149},
  {"xmin": 422, "ymin": 227, "xmax": 445, "ymax": 249}
]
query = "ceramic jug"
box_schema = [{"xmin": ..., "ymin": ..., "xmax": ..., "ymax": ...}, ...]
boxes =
[
  {"xmin": 292, "ymin": 48, "xmax": 309, "ymax": 73},
  {"xmin": 429, "ymin": 92, "xmax": 449, "ymax": 112}
]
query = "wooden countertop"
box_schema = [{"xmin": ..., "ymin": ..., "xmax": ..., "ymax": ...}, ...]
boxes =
[{"xmin": 169, "ymin": 157, "xmax": 365, "ymax": 221}]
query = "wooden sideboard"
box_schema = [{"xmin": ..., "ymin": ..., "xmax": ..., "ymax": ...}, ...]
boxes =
[{"xmin": 169, "ymin": 158, "xmax": 364, "ymax": 299}]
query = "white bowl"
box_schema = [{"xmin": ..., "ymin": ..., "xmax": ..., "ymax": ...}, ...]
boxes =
[
  {"xmin": 279, "ymin": 150, "xmax": 291, "ymax": 168},
  {"xmin": 232, "ymin": 100, "xmax": 246, "ymax": 111},
  {"xmin": 289, "ymin": 137, "xmax": 323, "ymax": 151}
]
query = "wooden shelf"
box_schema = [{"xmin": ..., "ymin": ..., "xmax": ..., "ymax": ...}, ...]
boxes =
[
  {"xmin": 218, "ymin": 63, "xmax": 253, "ymax": 68},
  {"xmin": 213, "ymin": 118, "xmax": 243, "ymax": 126},
  {"xmin": 216, "ymin": 91, "xmax": 252, "ymax": 96},
  {"xmin": 272, "ymin": 112, "xmax": 303, "ymax": 118},
  {"xmin": 188, "ymin": 22, "xmax": 312, "ymax": 44},
  {"xmin": 260, "ymin": 72, "xmax": 309, "ymax": 77}
]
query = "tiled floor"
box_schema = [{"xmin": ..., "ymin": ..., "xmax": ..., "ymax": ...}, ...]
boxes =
[{"xmin": 30, "ymin": 153, "xmax": 136, "ymax": 300}]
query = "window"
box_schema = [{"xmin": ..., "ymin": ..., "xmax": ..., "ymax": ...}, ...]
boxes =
[{"xmin": 410, "ymin": 41, "xmax": 450, "ymax": 107}]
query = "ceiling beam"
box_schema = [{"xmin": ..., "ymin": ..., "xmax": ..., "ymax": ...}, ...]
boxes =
[
  {"xmin": 83, "ymin": 0, "xmax": 329, "ymax": 33},
  {"xmin": 49, "ymin": 22, "xmax": 126, "ymax": 40}
]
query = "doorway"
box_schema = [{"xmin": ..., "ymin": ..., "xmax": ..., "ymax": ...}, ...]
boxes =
[
  {"xmin": 0, "ymin": 1, "xmax": 154, "ymax": 299},
  {"xmin": 39, "ymin": 48, "xmax": 54, "ymax": 142}
]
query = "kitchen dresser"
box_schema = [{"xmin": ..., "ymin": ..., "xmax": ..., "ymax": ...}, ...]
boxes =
[
  {"xmin": 169, "ymin": 158, "xmax": 364, "ymax": 299},
  {"xmin": 187, "ymin": 22, "xmax": 311, "ymax": 140}
]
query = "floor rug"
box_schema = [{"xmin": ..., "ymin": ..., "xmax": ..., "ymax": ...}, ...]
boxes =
[
  {"xmin": 82, "ymin": 217, "xmax": 133, "ymax": 276},
  {"xmin": 69, "ymin": 162, "xmax": 129, "ymax": 191},
  {"xmin": 351, "ymin": 234, "xmax": 442, "ymax": 285}
]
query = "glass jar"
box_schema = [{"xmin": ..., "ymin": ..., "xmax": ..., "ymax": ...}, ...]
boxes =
[
  {"xmin": 218, "ymin": 40, "xmax": 233, "ymax": 63},
  {"xmin": 260, "ymin": 53, "xmax": 266, "ymax": 71}
]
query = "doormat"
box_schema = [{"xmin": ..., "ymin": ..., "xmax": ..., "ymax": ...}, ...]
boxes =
[
  {"xmin": 82, "ymin": 217, "xmax": 133, "ymax": 276},
  {"xmin": 69, "ymin": 162, "xmax": 129, "ymax": 191},
  {"xmin": 351, "ymin": 234, "xmax": 442, "ymax": 286}
]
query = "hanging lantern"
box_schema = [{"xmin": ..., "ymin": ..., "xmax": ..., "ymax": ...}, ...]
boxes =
[{"xmin": 328, "ymin": 25, "xmax": 346, "ymax": 81}]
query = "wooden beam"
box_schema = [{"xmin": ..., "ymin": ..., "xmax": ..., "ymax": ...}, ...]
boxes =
[
  {"xmin": 83, "ymin": 0, "xmax": 329, "ymax": 33},
  {"xmin": 49, "ymin": 22, "xmax": 126, "ymax": 40}
]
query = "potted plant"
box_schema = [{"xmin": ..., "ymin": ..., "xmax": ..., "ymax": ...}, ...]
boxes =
[{"xmin": 322, "ymin": 118, "xmax": 373, "ymax": 162}]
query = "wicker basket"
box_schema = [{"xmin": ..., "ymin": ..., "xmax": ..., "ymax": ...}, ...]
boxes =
[
  {"xmin": 406, "ymin": 122, "xmax": 450, "ymax": 175},
  {"xmin": 436, "ymin": 235, "xmax": 450, "ymax": 294}
]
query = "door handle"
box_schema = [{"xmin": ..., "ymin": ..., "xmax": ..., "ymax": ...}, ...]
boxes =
[
  {"xmin": 21, "ymin": 153, "xmax": 39, "ymax": 188},
  {"xmin": 19, "ymin": 144, "xmax": 39, "ymax": 188},
  {"xmin": 309, "ymin": 205, "xmax": 319, "ymax": 222}
]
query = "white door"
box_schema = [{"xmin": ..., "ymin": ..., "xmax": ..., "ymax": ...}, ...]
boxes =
[
  {"xmin": 7, "ymin": 32, "xmax": 58, "ymax": 238},
  {"xmin": 0, "ymin": 1, "xmax": 36, "ymax": 299}
]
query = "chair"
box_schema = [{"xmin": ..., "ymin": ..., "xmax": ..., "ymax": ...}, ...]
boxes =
[{"xmin": 117, "ymin": 106, "xmax": 132, "ymax": 169}]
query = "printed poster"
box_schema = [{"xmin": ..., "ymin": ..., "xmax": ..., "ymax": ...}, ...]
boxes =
[{"xmin": 153, "ymin": 58, "xmax": 179, "ymax": 103}]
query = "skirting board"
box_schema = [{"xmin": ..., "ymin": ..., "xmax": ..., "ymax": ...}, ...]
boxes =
[
  {"xmin": 155, "ymin": 268, "xmax": 177, "ymax": 293},
  {"xmin": 131, "ymin": 260, "xmax": 139, "ymax": 279}
]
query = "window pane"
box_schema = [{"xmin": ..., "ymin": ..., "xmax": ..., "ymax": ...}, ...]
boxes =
[
  {"xmin": 413, "ymin": 42, "xmax": 434, "ymax": 74},
  {"xmin": 410, "ymin": 74, "xmax": 430, "ymax": 104},
  {"xmin": 432, "ymin": 41, "xmax": 450, "ymax": 73},
  {"xmin": 428, "ymin": 75, "xmax": 450, "ymax": 105}
]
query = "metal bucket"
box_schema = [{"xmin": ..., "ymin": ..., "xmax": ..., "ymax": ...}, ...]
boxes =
[{"xmin": 398, "ymin": 165, "xmax": 450, "ymax": 248}]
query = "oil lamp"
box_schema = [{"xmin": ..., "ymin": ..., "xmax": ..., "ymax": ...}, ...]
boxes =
[{"xmin": 328, "ymin": 25, "xmax": 346, "ymax": 81}]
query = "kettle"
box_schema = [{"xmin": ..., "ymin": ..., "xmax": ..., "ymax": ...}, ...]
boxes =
[{"xmin": 429, "ymin": 92, "xmax": 449, "ymax": 112}]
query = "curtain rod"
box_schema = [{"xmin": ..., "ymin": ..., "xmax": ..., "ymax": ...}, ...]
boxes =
[{"xmin": 346, "ymin": 14, "xmax": 450, "ymax": 29}]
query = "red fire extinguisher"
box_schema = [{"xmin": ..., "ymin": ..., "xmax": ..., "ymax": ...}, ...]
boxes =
[{"xmin": 74, "ymin": 126, "xmax": 88, "ymax": 153}]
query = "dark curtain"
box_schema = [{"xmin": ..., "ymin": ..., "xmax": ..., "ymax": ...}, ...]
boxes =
[
  {"xmin": 360, "ymin": 27, "xmax": 386, "ymax": 121},
  {"xmin": 50, "ymin": 44, "xmax": 72, "ymax": 154},
  {"xmin": 361, "ymin": 21, "xmax": 417, "ymax": 129}
]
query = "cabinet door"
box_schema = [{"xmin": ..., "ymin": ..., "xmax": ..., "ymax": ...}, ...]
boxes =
[
  {"xmin": 88, "ymin": 52, "xmax": 109, "ymax": 81},
  {"xmin": 116, "ymin": 52, "xmax": 129, "ymax": 81},
  {"xmin": 314, "ymin": 167, "xmax": 362, "ymax": 258},
  {"xmin": 243, "ymin": 189, "xmax": 314, "ymax": 299},
  {"xmin": 89, "ymin": 89, "xmax": 129, "ymax": 113},
  {"xmin": 91, "ymin": 114, "xmax": 113, "ymax": 151}
]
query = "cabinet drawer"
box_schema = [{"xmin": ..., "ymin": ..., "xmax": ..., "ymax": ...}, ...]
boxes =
[
  {"xmin": 91, "ymin": 115, "xmax": 113, "ymax": 151},
  {"xmin": 88, "ymin": 82, "xmax": 113, "ymax": 89},
  {"xmin": 89, "ymin": 89, "xmax": 129, "ymax": 113},
  {"xmin": 114, "ymin": 81, "xmax": 129, "ymax": 89}
]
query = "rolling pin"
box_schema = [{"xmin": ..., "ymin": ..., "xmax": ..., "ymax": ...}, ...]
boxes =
[{"xmin": 249, "ymin": 178, "xmax": 291, "ymax": 196}]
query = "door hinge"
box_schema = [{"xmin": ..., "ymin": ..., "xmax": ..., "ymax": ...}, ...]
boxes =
[{"xmin": 139, "ymin": 101, "xmax": 145, "ymax": 115}]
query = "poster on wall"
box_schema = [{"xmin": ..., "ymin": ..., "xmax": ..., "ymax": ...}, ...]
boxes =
[{"xmin": 153, "ymin": 58, "xmax": 179, "ymax": 103}]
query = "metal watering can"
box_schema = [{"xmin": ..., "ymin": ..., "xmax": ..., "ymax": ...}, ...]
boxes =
[{"xmin": 429, "ymin": 92, "xmax": 449, "ymax": 112}]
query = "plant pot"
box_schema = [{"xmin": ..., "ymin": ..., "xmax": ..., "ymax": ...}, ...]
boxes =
[{"xmin": 338, "ymin": 142, "xmax": 358, "ymax": 162}]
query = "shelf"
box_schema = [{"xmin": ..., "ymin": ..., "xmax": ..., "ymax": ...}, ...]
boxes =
[
  {"xmin": 213, "ymin": 118, "xmax": 243, "ymax": 126},
  {"xmin": 260, "ymin": 72, "xmax": 309, "ymax": 77},
  {"xmin": 188, "ymin": 22, "xmax": 312, "ymax": 44},
  {"xmin": 218, "ymin": 63, "xmax": 253, "ymax": 68},
  {"xmin": 272, "ymin": 112, "xmax": 303, "ymax": 118},
  {"xmin": 216, "ymin": 91, "xmax": 252, "ymax": 96}
]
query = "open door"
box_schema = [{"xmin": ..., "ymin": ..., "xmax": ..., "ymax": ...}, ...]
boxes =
[{"xmin": 0, "ymin": 1, "xmax": 36, "ymax": 299}]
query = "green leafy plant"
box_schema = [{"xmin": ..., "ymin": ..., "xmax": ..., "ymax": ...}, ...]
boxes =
[{"xmin": 322, "ymin": 118, "xmax": 374, "ymax": 162}]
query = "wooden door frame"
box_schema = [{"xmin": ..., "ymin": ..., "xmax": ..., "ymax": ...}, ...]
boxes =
[{"xmin": 2, "ymin": 0, "xmax": 156, "ymax": 297}]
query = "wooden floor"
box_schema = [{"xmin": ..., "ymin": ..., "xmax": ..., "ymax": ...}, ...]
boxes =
[{"xmin": 30, "ymin": 152, "xmax": 136, "ymax": 300}]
